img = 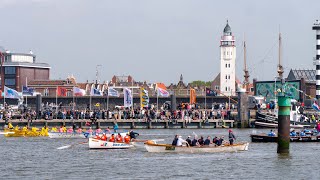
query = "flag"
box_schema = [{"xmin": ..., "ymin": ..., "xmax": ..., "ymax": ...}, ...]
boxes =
[
  {"xmin": 73, "ymin": 87, "xmax": 86, "ymax": 96},
  {"xmin": 4, "ymin": 86, "xmax": 22, "ymax": 99},
  {"xmin": 157, "ymin": 87, "xmax": 170, "ymax": 97},
  {"xmin": 206, "ymin": 87, "xmax": 217, "ymax": 96},
  {"xmin": 123, "ymin": 88, "xmax": 132, "ymax": 107},
  {"xmin": 57, "ymin": 86, "xmax": 67, "ymax": 97},
  {"xmin": 140, "ymin": 88, "xmax": 149, "ymax": 108},
  {"xmin": 190, "ymin": 88, "xmax": 196, "ymax": 104},
  {"xmin": 90, "ymin": 88, "xmax": 102, "ymax": 96},
  {"xmin": 312, "ymin": 101, "xmax": 320, "ymax": 111},
  {"xmin": 23, "ymin": 86, "xmax": 34, "ymax": 96},
  {"xmin": 108, "ymin": 87, "xmax": 119, "ymax": 97}
]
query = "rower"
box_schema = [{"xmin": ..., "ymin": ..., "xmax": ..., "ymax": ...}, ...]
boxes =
[
  {"xmin": 8, "ymin": 122, "xmax": 14, "ymax": 130},
  {"xmin": 94, "ymin": 133, "xmax": 101, "ymax": 140},
  {"xmin": 51, "ymin": 127, "xmax": 58, "ymax": 132},
  {"xmin": 124, "ymin": 134, "xmax": 131, "ymax": 143},
  {"xmin": 62, "ymin": 126, "xmax": 67, "ymax": 132},
  {"xmin": 172, "ymin": 135, "xmax": 178, "ymax": 146},
  {"xmin": 204, "ymin": 136, "xmax": 211, "ymax": 145},
  {"xmin": 100, "ymin": 133, "xmax": 107, "ymax": 141},
  {"xmin": 87, "ymin": 127, "xmax": 93, "ymax": 134},
  {"xmin": 59, "ymin": 126, "xmax": 64, "ymax": 133},
  {"xmin": 191, "ymin": 137, "xmax": 198, "ymax": 146},
  {"xmin": 109, "ymin": 134, "xmax": 115, "ymax": 142},
  {"xmin": 290, "ymin": 130, "xmax": 297, "ymax": 137},
  {"xmin": 67, "ymin": 126, "xmax": 73, "ymax": 133},
  {"xmin": 116, "ymin": 133, "xmax": 123, "ymax": 143},
  {"xmin": 198, "ymin": 136, "xmax": 204, "ymax": 146},
  {"xmin": 105, "ymin": 127, "xmax": 111, "ymax": 134},
  {"xmin": 129, "ymin": 130, "xmax": 139, "ymax": 139},
  {"xmin": 186, "ymin": 136, "xmax": 192, "ymax": 146},
  {"xmin": 96, "ymin": 127, "xmax": 102, "ymax": 134},
  {"xmin": 176, "ymin": 136, "xmax": 186, "ymax": 146},
  {"xmin": 77, "ymin": 128, "xmax": 83, "ymax": 134},
  {"xmin": 300, "ymin": 130, "xmax": 306, "ymax": 137}
]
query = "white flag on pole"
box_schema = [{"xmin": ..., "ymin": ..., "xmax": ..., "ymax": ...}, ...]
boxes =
[{"xmin": 123, "ymin": 88, "xmax": 132, "ymax": 107}]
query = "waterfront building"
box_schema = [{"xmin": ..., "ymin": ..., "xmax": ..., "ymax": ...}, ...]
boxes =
[{"xmin": 0, "ymin": 49, "xmax": 50, "ymax": 91}]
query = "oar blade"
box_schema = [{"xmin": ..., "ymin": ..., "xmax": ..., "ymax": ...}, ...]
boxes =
[{"xmin": 57, "ymin": 145, "xmax": 71, "ymax": 150}]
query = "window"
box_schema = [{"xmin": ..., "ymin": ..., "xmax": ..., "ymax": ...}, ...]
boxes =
[
  {"xmin": 5, "ymin": 78, "xmax": 15, "ymax": 86},
  {"xmin": 5, "ymin": 67, "xmax": 16, "ymax": 74},
  {"xmin": 215, "ymin": 86, "xmax": 219, "ymax": 90},
  {"xmin": 225, "ymin": 87, "xmax": 228, "ymax": 91},
  {"xmin": 224, "ymin": 51, "xmax": 225, "ymax": 55},
  {"xmin": 227, "ymin": 51, "xmax": 229, "ymax": 55},
  {"xmin": 231, "ymin": 52, "xmax": 232, "ymax": 55},
  {"xmin": 44, "ymin": 89, "xmax": 49, "ymax": 96},
  {"xmin": 228, "ymin": 64, "xmax": 230, "ymax": 68},
  {"xmin": 225, "ymin": 75, "xmax": 227, "ymax": 79},
  {"xmin": 67, "ymin": 91, "xmax": 72, "ymax": 97},
  {"xmin": 228, "ymin": 75, "xmax": 230, "ymax": 79}
]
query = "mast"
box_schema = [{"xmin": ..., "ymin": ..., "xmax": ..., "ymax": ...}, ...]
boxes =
[
  {"xmin": 243, "ymin": 40, "xmax": 250, "ymax": 92},
  {"xmin": 277, "ymin": 33, "xmax": 284, "ymax": 79}
]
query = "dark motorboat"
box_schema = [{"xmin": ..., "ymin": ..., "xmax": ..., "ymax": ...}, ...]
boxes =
[{"xmin": 250, "ymin": 133, "xmax": 320, "ymax": 142}]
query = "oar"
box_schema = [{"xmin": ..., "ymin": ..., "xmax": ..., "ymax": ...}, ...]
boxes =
[
  {"xmin": 132, "ymin": 139, "xmax": 164, "ymax": 143},
  {"xmin": 0, "ymin": 132, "xmax": 15, "ymax": 135},
  {"xmin": 57, "ymin": 141, "xmax": 87, "ymax": 150},
  {"xmin": 192, "ymin": 132, "xmax": 198, "ymax": 139}
]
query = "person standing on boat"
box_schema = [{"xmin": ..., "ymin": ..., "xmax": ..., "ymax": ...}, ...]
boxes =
[
  {"xmin": 129, "ymin": 130, "xmax": 139, "ymax": 140},
  {"xmin": 228, "ymin": 129, "xmax": 236, "ymax": 145},
  {"xmin": 113, "ymin": 123, "xmax": 119, "ymax": 133}
]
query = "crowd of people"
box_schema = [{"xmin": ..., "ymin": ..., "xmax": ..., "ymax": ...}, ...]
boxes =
[{"xmin": 171, "ymin": 129, "xmax": 236, "ymax": 147}]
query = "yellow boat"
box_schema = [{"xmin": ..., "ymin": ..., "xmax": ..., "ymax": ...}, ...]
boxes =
[{"xmin": 4, "ymin": 127, "xmax": 49, "ymax": 137}]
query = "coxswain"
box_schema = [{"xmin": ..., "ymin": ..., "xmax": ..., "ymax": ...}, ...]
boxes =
[
  {"xmin": 94, "ymin": 133, "xmax": 101, "ymax": 140},
  {"xmin": 100, "ymin": 133, "xmax": 107, "ymax": 141},
  {"xmin": 113, "ymin": 123, "xmax": 119, "ymax": 133},
  {"xmin": 109, "ymin": 134, "xmax": 115, "ymax": 142},
  {"xmin": 124, "ymin": 134, "xmax": 131, "ymax": 143},
  {"xmin": 67, "ymin": 127, "xmax": 73, "ymax": 133},
  {"xmin": 116, "ymin": 133, "xmax": 123, "ymax": 143},
  {"xmin": 228, "ymin": 129, "xmax": 236, "ymax": 145},
  {"xmin": 129, "ymin": 130, "xmax": 139, "ymax": 139}
]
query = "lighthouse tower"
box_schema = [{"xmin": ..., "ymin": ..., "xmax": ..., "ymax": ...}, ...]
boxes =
[
  {"xmin": 313, "ymin": 20, "xmax": 320, "ymax": 100},
  {"xmin": 220, "ymin": 20, "xmax": 236, "ymax": 96}
]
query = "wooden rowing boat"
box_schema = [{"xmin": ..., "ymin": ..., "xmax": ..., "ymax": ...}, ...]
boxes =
[
  {"xmin": 88, "ymin": 138, "xmax": 134, "ymax": 149},
  {"xmin": 144, "ymin": 140, "xmax": 249, "ymax": 153},
  {"xmin": 48, "ymin": 132, "xmax": 86, "ymax": 139},
  {"xmin": 4, "ymin": 129, "xmax": 48, "ymax": 137}
]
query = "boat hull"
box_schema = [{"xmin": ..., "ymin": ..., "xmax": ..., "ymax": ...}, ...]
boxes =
[
  {"xmin": 254, "ymin": 121, "xmax": 305, "ymax": 129},
  {"xmin": 144, "ymin": 141, "xmax": 249, "ymax": 153},
  {"xmin": 88, "ymin": 138, "xmax": 134, "ymax": 149},
  {"xmin": 250, "ymin": 134, "xmax": 320, "ymax": 142}
]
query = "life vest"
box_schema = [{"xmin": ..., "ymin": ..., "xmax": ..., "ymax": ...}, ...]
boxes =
[
  {"xmin": 101, "ymin": 135, "xmax": 107, "ymax": 141},
  {"xmin": 94, "ymin": 135, "xmax": 101, "ymax": 140},
  {"xmin": 51, "ymin": 127, "xmax": 58, "ymax": 132},
  {"xmin": 77, "ymin": 128, "xmax": 83, "ymax": 133},
  {"xmin": 96, "ymin": 129, "xmax": 102, "ymax": 134},
  {"xmin": 67, "ymin": 128, "xmax": 73, "ymax": 133},
  {"xmin": 62, "ymin": 127, "xmax": 67, "ymax": 132},
  {"xmin": 59, "ymin": 128, "xmax": 63, "ymax": 133},
  {"xmin": 124, "ymin": 135, "xmax": 131, "ymax": 143},
  {"xmin": 8, "ymin": 123, "xmax": 13, "ymax": 129},
  {"xmin": 116, "ymin": 135, "xmax": 123, "ymax": 142},
  {"xmin": 109, "ymin": 136, "xmax": 115, "ymax": 142}
]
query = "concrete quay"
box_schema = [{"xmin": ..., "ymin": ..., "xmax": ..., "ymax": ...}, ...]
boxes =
[{"xmin": 0, "ymin": 119, "xmax": 235, "ymax": 130}]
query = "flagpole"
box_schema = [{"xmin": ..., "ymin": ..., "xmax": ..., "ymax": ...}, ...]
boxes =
[
  {"xmin": 26, "ymin": 77, "xmax": 28, "ymax": 107},
  {"xmin": 72, "ymin": 86, "xmax": 75, "ymax": 111},
  {"xmin": 90, "ymin": 94, "xmax": 92, "ymax": 111},
  {"xmin": 55, "ymin": 86, "xmax": 58, "ymax": 117},
  {"xmin": 157, "ymin": 88, "xmax": 159, "ymax": 112},
  {"xmin": 205, "ymin": 87, "xmax": 207, "ymax": 111},
  {"xmin": 107, "ymin": 87, "xmax": 109, "ymax": 110}
]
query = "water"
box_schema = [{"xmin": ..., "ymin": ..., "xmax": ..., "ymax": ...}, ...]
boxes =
[{"xmin": 1, "ymin": 129, "xmax": 320, "ymax": 180}]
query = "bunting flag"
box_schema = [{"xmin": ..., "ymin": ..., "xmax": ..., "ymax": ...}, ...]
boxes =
[
  {"xmin": 90, "ymin": 88, "xmax": 102, "ymax": 96},
  {"xmin": 22, "ymin": 86, "xmax": 34, "ymax": 96},
  {"xmin": 190, "ymin": 88, "xmax": 196, "ymax": 104},
  {"xmin": 157, "ymin": 87, "xmax": 170, "ymax": 97},
  {"xmin": 108, "ymin": 87, "xmax": 119, "ymax": 97},
  {"xmin": 206, "ymin": 87, "xmax": 217, "ymax": 96},
  {"xmin": 4, "ymin": 86, "xmax": 22, "ymax": 99},
  {"xmin": 73, "ymin": 87, "xmax": 86, "ymax": 96},
  {"xmin": 57, "ymin": 86, "xmax": 67, "ymax": 97},
  {"xmin": 140, "ymin": 88, "xmax": 149, "ymax": 108},
  {"xmin": 123, "ymin": 88, "xmax": 132, "ymax": 107}
]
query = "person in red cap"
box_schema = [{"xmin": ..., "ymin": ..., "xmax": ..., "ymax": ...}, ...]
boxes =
[{"xmin": 228, "ymin": 129, "xmax": 236, "ymax": 145}]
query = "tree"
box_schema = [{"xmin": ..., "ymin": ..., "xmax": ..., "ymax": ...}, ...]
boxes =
[{"xmin": 189, "ymin": 80, "xmax": 212, "ymax": 87}]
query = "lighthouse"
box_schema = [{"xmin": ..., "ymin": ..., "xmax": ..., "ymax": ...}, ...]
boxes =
[
  {"xmin": 220, "ymin": 20, "xmax": 236, "ymax": 96},
  {"xmin": 313, "ymin": 20, "xmax": 320, "ymax": 100}
]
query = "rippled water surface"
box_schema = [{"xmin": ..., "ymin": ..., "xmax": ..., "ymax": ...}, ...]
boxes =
[{"xmin": 1, "ymin": 129, "xmax": 320, "ymax": 180}]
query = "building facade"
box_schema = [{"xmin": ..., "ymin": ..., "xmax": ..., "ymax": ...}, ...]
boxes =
[
  {"xmin": 0, "ymin": 50, "xmax": 50, "ymax": 91},
  {"xmin": 219, "ymin": 21, "xmax": 236, "ymax": 96}
]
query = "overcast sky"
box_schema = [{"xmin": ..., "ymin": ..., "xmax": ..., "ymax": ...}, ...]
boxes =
[{"xmin": 0, "ymin": 0, "xmax": 319, "ymax": 85}]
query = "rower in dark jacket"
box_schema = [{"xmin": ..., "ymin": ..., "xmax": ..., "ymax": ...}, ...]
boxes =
[
  {"xmin": 129, "ymin": 130, "xmax": 139, "ymax": 139},
  {"xmin": 228, "ymin": 129, "xmax": 236, "ymax": 145}
]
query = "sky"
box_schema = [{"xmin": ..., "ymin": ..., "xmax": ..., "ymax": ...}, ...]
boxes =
[{"xmin": 0, "ymin": 0, "xmax": 319, "ymax": 85}]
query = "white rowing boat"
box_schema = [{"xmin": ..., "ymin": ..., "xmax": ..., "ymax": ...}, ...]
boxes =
[
  {"xmin": 88, "ymin": 138, "xmax": 134, "ymax": 149},
  {"xmin": 144, "ymin": 140, "xmax": 249, "ymax": 153},
  {"xmin": 48, "ymin": 132, "xmax": 86, "ymax": 139}
]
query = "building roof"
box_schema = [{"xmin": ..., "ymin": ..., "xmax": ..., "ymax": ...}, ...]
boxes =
[
  {"xmin": 3, "ymin": 62, "xmax": 50, "ymax": 69},
  {"xmin": 287, "ymin": 69, "xmax": 316, "ymax": 83},
  {"xmin": 223, "ymin": 20, "xmax": 232, "ymax": 35}
]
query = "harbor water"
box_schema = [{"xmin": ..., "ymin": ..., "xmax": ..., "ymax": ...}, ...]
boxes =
[{"xmin": 1, "ymin": 129, "xmax": 320, "ymax": 180}]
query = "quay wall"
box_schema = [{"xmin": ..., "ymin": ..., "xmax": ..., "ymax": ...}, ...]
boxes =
[{"xmin": 4, "ymin": 96, "xmax": 238, "ymax": 109}]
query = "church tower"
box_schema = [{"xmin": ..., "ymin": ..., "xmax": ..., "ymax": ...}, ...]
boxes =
[{"xmin": 220, "ymin": 20, "xmax": 236, "ymax": 96}]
